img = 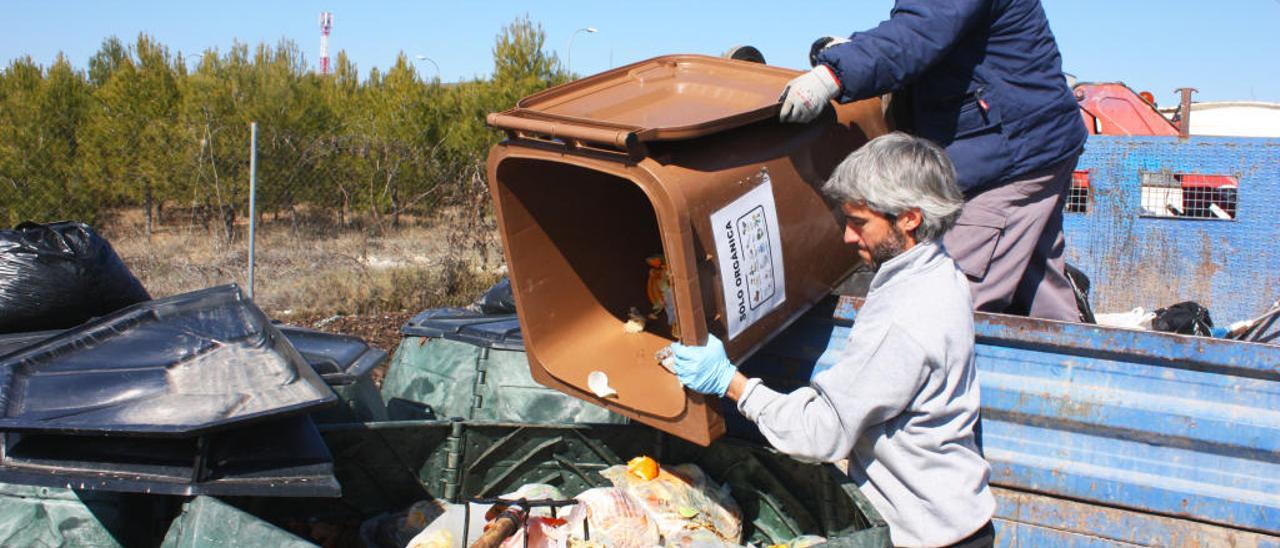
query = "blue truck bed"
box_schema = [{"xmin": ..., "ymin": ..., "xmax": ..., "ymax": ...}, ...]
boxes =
[{"xmin": 737, "ymin": 296, "xmax": 1280, "ymax": 546}]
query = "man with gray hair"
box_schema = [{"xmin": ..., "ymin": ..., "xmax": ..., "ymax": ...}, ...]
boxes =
[{"xmin": 669, "ymin": 133, "xmax": 995, "ymax": 547}]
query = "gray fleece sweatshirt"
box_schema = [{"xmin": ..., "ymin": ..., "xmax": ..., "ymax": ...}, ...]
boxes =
[{"xmin": 737, "ymin": 240, "xmax": 993, "ymax": 547}]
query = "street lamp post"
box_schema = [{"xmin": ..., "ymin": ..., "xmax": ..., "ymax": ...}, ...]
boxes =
[
  {"xmin": 566, "ymin": 26, "xmax": 597, "ymax": 75},
  {"xmin": 414, "ymin": 54, "xmax": 441, "ymax": 82}
]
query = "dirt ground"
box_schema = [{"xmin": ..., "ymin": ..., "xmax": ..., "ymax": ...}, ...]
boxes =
[
  {"xmin": 103, "ymin": 205, "xmax": 504, "ymax": 318},
  {"xmin": 289, "ymin": 312, "xmax": 415, "ymax": 356}
]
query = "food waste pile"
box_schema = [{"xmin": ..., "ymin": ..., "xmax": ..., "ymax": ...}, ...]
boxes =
[{"xmin": 365, "ymin": 456, "xmax": 825, "ymax": 548}]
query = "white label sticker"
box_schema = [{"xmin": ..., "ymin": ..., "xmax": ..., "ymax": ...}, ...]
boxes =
[{"xmin": 710, "ymin": 171, "xmax": 786, "ymax": 340}]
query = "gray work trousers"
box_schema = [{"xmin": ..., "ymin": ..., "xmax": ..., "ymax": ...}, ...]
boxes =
[{"xmin": 942, "ymin": 154, "xmax": 1080, "ymax": 321}]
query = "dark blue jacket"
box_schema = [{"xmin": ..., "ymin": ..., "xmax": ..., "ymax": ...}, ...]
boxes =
[{"xmin": 817, "ymin": 0, "xmax": 1087, "ymax": 192}]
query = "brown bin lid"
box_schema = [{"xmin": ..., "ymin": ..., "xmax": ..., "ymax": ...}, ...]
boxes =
[{"xmin": 488, "ymin": 55, "xmax": 799, "ymax": 145}]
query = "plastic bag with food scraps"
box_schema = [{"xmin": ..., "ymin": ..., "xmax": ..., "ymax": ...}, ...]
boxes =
[{"xmin": 601, "ymin": 457, "xmax": 742, "ymax": 544}]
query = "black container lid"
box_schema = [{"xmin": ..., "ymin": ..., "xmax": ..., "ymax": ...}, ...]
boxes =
[
  {"xmin": 0, "ymin": 414, "xmax": 339, "ymax": 498},
  {"xmin": 2, "ymin": 324, "xmax": 387, "ymax": 388},
  {"xmin": 274, "ymin": 325, "xmax": 388, "ymax": 385},
  {"xmin": 0, "ymin": 330, "xmax": 61, "ymax": 359},
  {"xmin": 401, "ymin": 308, "xmax": 524, "ymax": 351},
  {"xmin": 0, "ymin": 284, "xmax": 336, "ymax": 436}
]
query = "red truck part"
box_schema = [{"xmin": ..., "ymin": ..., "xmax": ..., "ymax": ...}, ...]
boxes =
[{"xmin": 1075, "ymin": 82, "xmax": 1180, "ymax": 136}]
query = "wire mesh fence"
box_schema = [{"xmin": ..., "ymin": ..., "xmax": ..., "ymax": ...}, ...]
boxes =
[
  {"xmin": 1137, "ymin": 170, "xmax": 1238, "ymax": 220},
  {"xmin": 0, "ymin": 18, "xmax": 573, "ymax": 316},
  {"xmin": 5, "ymin": 124, "xmax": 488, "ymax": 232},
  {"xmin": 2, "ymin": 120, "xmax": 506, "ymax": 317}
]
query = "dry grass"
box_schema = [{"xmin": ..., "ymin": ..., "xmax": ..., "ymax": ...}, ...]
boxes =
[{"xmin": 104, "ymin": 206, "xmax": 506, "ymax": 319}]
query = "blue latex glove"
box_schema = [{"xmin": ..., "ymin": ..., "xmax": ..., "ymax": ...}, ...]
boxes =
[{"xmin": 668, "ymin": 334, "xmax": 737, "ymax": 397}]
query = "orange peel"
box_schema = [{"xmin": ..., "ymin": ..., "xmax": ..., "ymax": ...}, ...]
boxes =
[{"xmin": 626, "ymin": 455, "xmax": 660, "ymax": 481}]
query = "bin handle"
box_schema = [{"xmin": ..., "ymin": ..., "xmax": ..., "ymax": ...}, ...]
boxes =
[{"xmin": 487, "ymin": 111, "xmax": 645, "ymax": 154}]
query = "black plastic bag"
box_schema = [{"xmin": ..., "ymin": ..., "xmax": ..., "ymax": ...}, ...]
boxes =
[
  {"xmin": 469, "ymin": 277, "xmax": 516, "ymax": 315},
  {"xmin": 1152, "ymin": 301, "xmax": 1214, "ymax": 336},
  {"xmin": 0, "ymin": 221, "xmax": 150, "ymax": 333},
  {"xmin": 1065, "ymin": 263, "xmax": 1096, "ymax": 324}
]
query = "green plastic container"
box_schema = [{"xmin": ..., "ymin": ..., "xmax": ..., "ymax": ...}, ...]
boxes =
[
  {"xmin": 0, "ymin": 482, "xmax": 174, "ymax": 547},
  {"xmin": 160, "ymin": 496, "xmax": 315, "ymax": 547},
  {"xmin": 381, "ymin": 310, "xmax": 625, "ymax": 425},
  {"xmin": 236, "ymin": 420, "xmax": 890, "ymax": 547},
  {"xmin": 314, "ymin": 379, "xmax": 389, "ymax": 424}
]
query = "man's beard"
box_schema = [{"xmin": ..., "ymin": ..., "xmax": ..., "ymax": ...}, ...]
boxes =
[{"xmin": 867, "ymin": 226, "xmax": 909, "ymax": 269}]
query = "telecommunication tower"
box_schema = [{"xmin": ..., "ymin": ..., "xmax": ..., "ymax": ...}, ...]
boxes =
[{"xmin": 319, "ymin": 12, "xmax": 333, "ymax": 75}]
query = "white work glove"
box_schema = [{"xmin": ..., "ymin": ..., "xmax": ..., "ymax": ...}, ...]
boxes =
[{"xmin": 778, "ymin": 65, "xmax": 841, "ymax": 124}]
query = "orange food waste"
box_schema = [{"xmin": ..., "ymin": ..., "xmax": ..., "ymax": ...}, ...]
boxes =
[{"xmin": 626, "ymin": 455, "xmax": 660, "ymax": 481}]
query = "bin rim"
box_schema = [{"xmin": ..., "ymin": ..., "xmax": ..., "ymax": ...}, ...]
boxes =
[{"xmin": 399, "ymin": 307, "xmax": 525, "ymax": 352}]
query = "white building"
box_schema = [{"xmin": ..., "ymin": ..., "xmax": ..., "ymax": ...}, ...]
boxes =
[{"xmin": 1159, "ymin": 101, "xmax": 1280, "ymax": 137}]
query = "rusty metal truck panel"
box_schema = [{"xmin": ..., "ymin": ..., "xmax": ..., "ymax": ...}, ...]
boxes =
[{"xmin": 1064, "ymin": 136, "xmax": 1280, "ymax": 324}]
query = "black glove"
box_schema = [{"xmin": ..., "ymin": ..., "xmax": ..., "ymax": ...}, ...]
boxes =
[{"xmin": 809, "ymin": 35, "xmax": 851, "ymax": 67}]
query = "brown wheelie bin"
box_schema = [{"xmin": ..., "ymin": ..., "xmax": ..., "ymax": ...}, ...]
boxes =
[{"xmin": 486, "ymin": 54, "xmax": 888, "ymax": 445}]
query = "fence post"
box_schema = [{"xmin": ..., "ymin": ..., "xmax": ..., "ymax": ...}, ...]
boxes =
[{"xmin": 248, "ymin": 121, "xmax": 258, "ymax": 299}]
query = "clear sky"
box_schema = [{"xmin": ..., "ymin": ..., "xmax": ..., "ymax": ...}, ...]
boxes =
[{"xmin": 5, "ymin": 1, "xmax": 1279, "ymax": 105}]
